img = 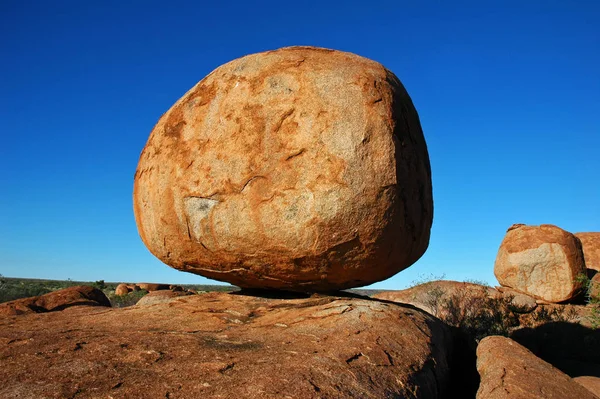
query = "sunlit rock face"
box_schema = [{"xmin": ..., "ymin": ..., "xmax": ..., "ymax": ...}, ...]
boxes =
[
  {"xmin": 133, "ymin": 46, "xmax": 433, "ymax": 291},
  {"xmin": 494, "ymin": 224, "xmax": 585, "ymax": 303}
]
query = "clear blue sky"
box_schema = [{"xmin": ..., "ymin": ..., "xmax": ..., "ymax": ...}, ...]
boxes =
[{"xmin": 1, "ymin": 1, "xmax": 598, "ymax": 289}]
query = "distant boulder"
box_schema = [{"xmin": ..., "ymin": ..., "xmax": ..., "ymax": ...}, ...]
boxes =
[
  {"xmin": 0, "ymin": 286, "xmax": 111, "ymax": 316},
  {"xmin": 114, "ymin": 283, "xmax": 130, "ymax": 296},
  {"xmin": 137, "ymin": 283, "xmax": 169, "ymax": 292},
  {"xmin": 494, "ymin": 224, "xmax": 585, "ymax": 303}
]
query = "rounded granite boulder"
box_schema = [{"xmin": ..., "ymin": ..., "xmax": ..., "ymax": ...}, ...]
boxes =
[
  {"xmin": 133, "ymin": 46, "xmax": 433, "ymax": 291},
  {"xmin": 494, "ymin": 224, "xmax": 585, "ymax": 303}
]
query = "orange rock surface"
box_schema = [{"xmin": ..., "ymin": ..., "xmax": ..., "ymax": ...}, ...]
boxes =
[
  {"xmin": 133, "ymin": 46, "xmax": 433, "ymax": 291},
  {"xmin": 494, "ymin": 224, "xmax": 585, "ymax": 303},
  {"xmin": 0, "ymin": 292, "xmax": 451, "ymax": 398}
]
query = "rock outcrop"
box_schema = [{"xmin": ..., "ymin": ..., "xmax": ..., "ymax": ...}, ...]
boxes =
[
  {"xmin": 0, "ymin": 292, "xmax": 451, "ymax": 398},
  {"xmin": 374, "ymin": 280, "xmax": 501, "ymax": 317},
  {"xmin": 374, "ymin": 280, "xmax": 541, "ymax": 321},
  {"xmin": 115, "ymin": 283, "xmax": 130, "ymax": 296},
  {"xmin": 576, "ymin": 232, "xmax": 600, "ymax": 271},
  {"xmin": 133, "ymin": 46, "xmax": 433, "ymax": 291},
  {"xmin": 0, "ymin": 286, "xmax": 111, "ymax": 316},
  {"xmin": 476, "ymin": 335, "xmax": 598, "ymax": 399},
  {"xmin": 494, "ymin": 224, "xmax": 585, "ymax": 303}
]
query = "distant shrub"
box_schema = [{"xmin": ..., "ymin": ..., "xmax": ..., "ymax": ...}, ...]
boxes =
[
  {"xmin": 0, "ymin": 278, "xmax": 53, "ymax": 303},
  {"xmin": 108, "ymin": 290, "xmax": 149, "ymax": 308},
  {"xmin": 437, "ymin": 289, "xmax": 518, "ymax": 341},
  {"xmin": 92, "ymin": 280, "xmax": 107, "ymax": 290},
  {"xmin": 417, "ymin": 280, "xmax": 582, "ymax": 342}
]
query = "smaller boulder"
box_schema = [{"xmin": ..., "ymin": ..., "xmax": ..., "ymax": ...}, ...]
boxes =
[
  {"xmin": 114, "ymin": 284, "xmax": 131, "ymax": 296},
  {"xmin": 497, "ymin": 287, "xmax": 537, "ymax": 313},
  {"xmin": 576, "ymin": 233, "xmax": 600, "ymax": 271},
  {"xmin": 137, "ymin": 283, "xmax": 169, "ymax": 292},
  {"xmin": 0, "ymin": 286, "xmax": 111, "ymax": 316},
  {"xmin": 494, "ymin": 224, "xmax": 585, "ymax": 303},
  {"xmin": 476, "ymin": 335, "xmax": 598, "ymax": 399}
]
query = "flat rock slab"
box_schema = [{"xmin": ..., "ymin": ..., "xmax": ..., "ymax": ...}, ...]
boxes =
[{"xmin": 0, "ymin": 292, "xmax": 451, "ymax": 399}]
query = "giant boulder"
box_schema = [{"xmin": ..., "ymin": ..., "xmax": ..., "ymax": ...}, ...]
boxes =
[
  {"xmin": 133, "ymin": 46, "xmax": 433, "ymax": 291},
  {"xmin": 494, "ymin": 224, "xmax": 585, "ymax": 303}
]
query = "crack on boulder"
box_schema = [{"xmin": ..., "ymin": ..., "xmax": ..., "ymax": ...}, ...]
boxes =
[
  {"xmin": 345, "ymin": 352, "xmax": 364, "ymax": 364},
  {"xmin": 285, "ymin": 148, "xmax": 306, "ymax": 161}
]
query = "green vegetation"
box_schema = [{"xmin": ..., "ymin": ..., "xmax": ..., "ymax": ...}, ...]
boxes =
[
  {"xmin": 0, "ymin": 276, "xmax": 237, "ymax": 307},
  {"xmin": 576, "ymin": 273, "xmax": 600, "ymax": 328},
  {"xmin": 108, "ymin": 289, "xmax": 149, "ymax": 308},
  {"xmin": 416, "ymin": 280, "xmax": 582, "ymax": 343}
]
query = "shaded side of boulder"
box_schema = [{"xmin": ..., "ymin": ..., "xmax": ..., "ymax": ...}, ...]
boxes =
[
  {"xmin": 510, "ymin": 321, "xmax": 600, "ymax": 376},
  {"xmin": 0, "ymin": 286, "xmax": 111, "ymax": 316},
  {"xmin": 576, "ymin": 232, "xmax": 600, "ymax": 271},
  {"xmin": 476, "ymin": 335, "xmax": 598, "ymax": 399},
  {"xmin": 494, "ymin": 224, "xmax": 585, "ymax": 303}
]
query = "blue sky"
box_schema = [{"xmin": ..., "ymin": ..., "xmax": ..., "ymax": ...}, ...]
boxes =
[{"xmin": 1, "ymin": 1, "xmax": 598, "ymax": 289}]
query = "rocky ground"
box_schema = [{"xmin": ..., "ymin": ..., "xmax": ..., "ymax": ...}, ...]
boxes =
[
  {"xmin": 1, "ymin": 283, "xmax": 598, "ymax": 398},
  {"xmin": 1, "ymin": 289, "xmax": 452, "ymax": 399}
]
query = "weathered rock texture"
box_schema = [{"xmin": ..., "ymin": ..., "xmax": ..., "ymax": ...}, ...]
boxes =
[
  {"xmin": 133, "ymin": 46, "xmax": 433, "ymax": 291},
  {"xmin": 575, "ymin": 376, "xmax": 600, "ymax": 397},
  {"xmin": 0, "ymin": 292, "xmax": 451, "ymax": 398},
  {"xmin": 0, "ymin": 286, "xmax": 110, "ymax": 316},
  {"xmin": 476, "ymin": 336, "xmax": 599, "ymax": 399},
  {"xmin": 576, "ymin": 233, "xmax": 600, "ymax": 272},
  {"xmin": 494, "ymin": 224, "xmax": 585, "ymax": 303}
]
